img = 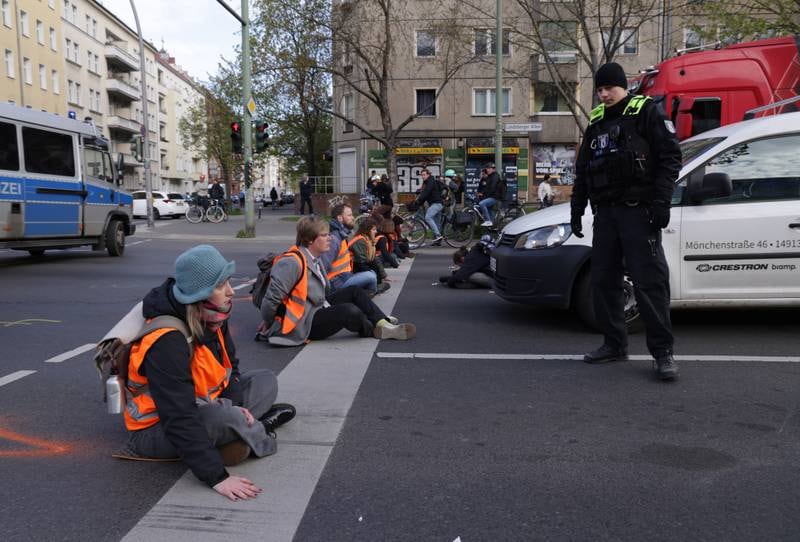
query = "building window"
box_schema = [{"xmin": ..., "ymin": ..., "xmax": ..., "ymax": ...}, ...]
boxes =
[
  {"xmin": 474, "ymin": 28, "xmax": 510, "ymax": 56},
  {"xmin": 89, "ymin": 89, "xmax": 100, "ymax": 112},
  {"xmin": 39, "ymin": 64, "xmax": 46, "ymax": 89},
  {"xmin": 473, "ymin": 88, "xmax": 511, "ymax": 115},
  {"xmin": 68, "ymin": 79, "xmax": 80, "ymax": 105},
  {"xmin": 532, "ymin": 82, "xmax": 574, "ymax": 114},
  {"xmin": 1, "ymin": 0, "xmax": 10, "ymax": 28},
  {"xmin": 51, "ymin": 70, "xmax": 59, "ymax": 93},
  {"xmin": 539, "ymin": 21, "xmax": 578, "ymax": 63},
  {"xmin": 341, "ymin": 93, "xmax": 353, "ymax": 132},
  {"xmin": 20, "ymin": 10, "xmax": 28, "ymax": 36},
  {"xmin": 602, "ymin": 28, "xmax": 638, "ymax": 55},
  {"xmin": 36, "ymin": 20, "xmax": 44, "ymax": 44},
  {"xmin": 23, "ymin": 58, "xmax": 31, "ymax": 85},
  {"xmin": 49, "ymin": 27, "xmax": 56, "ymax": 50},
  {"xmin": 72, "ymin": 5, "xmax": 77, "ymax": 23},
  {"xmin": 4, "ymin": 49, "xmax": 14, "ymax": 78},
  {"xmin": 416, "ymin": 30, "xmax": 436, "ymax": 57},
  {"xmin": 415, "ymin": 88, "xmax": 437, "ymax": 116}
]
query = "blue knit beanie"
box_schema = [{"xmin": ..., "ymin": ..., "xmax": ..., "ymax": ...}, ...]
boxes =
[{"xmin": 172, "ymin": 245, "xmax": 235, "ymax": 304}]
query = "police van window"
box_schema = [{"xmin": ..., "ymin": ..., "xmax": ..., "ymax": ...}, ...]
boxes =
[
  {"xmin": 22, "ymin": 127, "xmax": 75, "ymax": 177},
  {"xmin": 0, "ymin": 121, "xmax": 20, "ymax": 171},
  {"xmin": 690, "ymin": 98, "xmax": 721, "ymax": 136},
  {"xmin": 697, "ymin": 134, "xmax": 800, "ymax": 205},
  {"xmin": 102, "ymin": 151, "xmax": 113, "ymax": 183},
  {"xmin": 84, "ymin": 147, "xmax": 103, "ymax": 181}
]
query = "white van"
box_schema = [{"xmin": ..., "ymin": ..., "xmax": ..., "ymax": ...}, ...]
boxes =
[
  {"xmin": 0, "ymin": 103, "xmax": 134, "ymax": 256},
  {"xmin": 491, "ymin": 111, "xmax": 800, "ymax": 330}
]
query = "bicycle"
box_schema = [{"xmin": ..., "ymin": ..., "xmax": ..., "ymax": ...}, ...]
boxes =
[
  {"xmin": 400, "ymin": 202, "xmax": 473, "ymax": 249},
  {"xmin": 457, "ymin": 196, "xmax": 527, "ymax": 233},
  {"xmin": 186, "ymin": 198, "xmax": 227, "ymax": 224}
]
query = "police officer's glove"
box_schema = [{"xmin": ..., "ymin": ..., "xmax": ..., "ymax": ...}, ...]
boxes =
[
  {"xmin": 649, "ymin": 204, "xmax": 671, "ymax": 231},
  {"xmin": 570, "ymin": 212, "xmax": 584, "ymax": 238}
]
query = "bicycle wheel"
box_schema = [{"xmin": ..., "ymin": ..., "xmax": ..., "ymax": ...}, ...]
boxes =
[
  {"xmin": 186, "ymin": 206, "xmax": 203, "ymax": 224},
  {"xmin": 443, "ymin": 217, "xmax": 474, "ymax": 248},
  {"xmin": 207, "ymin": 205, "xmax": 225, "ymax": 223},
  {"xmin": 403, "ymin": 217, "xmax": 427, "ymax": 249}
]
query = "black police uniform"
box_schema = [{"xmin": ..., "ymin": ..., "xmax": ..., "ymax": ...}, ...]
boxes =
[{"xmin": 571, "ymin": 93, "xmax": 682, "ymax": 372}]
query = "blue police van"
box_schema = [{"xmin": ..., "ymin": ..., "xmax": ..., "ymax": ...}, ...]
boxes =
[{"xmin": 0, "ymin": 103, "xmax": 135, "ymax": 256}]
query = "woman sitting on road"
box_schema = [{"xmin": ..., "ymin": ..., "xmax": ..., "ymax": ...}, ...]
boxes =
[
  {"xmin": 349, "ymin": 217, "xmax": 389, "ymax": 290},
  {"xmin": 118, "ymin": 245, "xmax": 296, "ymax": 502},
  {"xmin": 257, "ymin": 217, "xmax": 415, "ymax": 345},
  {"xmin": 375, "ymin": 219, "xmax": 400, "ymax": 268}
]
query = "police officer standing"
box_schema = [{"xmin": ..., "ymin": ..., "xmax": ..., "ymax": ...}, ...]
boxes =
[{"xmin": 570, "ymin": 62, "xmax": 682, "ymax": 381}]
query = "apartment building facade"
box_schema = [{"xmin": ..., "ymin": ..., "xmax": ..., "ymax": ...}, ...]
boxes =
[
  {"xmin": 331, "ymin": 0, "xmax": 736, "ymax": 200},
  {"xmin": 1, "ymin": 0, "xmax": 206, "ymax": 193}
]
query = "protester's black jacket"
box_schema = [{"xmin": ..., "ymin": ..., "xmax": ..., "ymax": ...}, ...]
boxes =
[
  {"xmin": 448, "ymin": 245, "xmax": 492, "ymax": 286},
  {"xmin": 209, "ymin": 183, "xmax": 224, "ymax": 201},
  {"xmin": 482, "ymin": 171, "xmax": 501, "ymax": 199},
  {"xmin": 138, "ymin": 279, "xmax": 242, "ymax": 487},
  {"xmin": 372, "ymin": 181, "xmax": 393, "ymax": 206}
]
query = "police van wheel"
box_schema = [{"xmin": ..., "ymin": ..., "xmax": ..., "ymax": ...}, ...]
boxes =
[
  {"xmin": 573, "ymin": 269, "xmax": 643, "ymax": 334},
  {"xmin": 106, "ymin": 220, "xmax": 125, "ymax": 257}
]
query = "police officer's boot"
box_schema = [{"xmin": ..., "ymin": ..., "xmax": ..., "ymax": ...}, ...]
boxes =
[
  {"xmin": 583, "ymin": 344, "xmax": 628, "ymax": 364},
  {"xmin": 653, "ymin": 353, "xmax": 679, "ymax": 381}
]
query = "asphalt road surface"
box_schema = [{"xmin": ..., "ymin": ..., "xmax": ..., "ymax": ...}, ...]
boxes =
[{"xmin": 1, "ymin": 212, "xmax": 798, "ymax": 541}]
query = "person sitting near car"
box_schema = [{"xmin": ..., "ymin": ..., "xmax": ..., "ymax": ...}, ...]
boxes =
[
  {"xmin": 257, "ymin": 217, "xmax": 415, "ymax": 345},
  {"xmin": 438, "ymin": 235, "xmax": 496, "ymax": 288},
  {"xmin": 375, "ymin": 219, "xmax": 400, "ymax": 268},
  {"xmin": 349, "ymin": 218, "xmax": 390, "ymax": 291},
  {"xmin": 321, "ymin": 203, "xmax": 380, "ymax": 295},
  {"xmin": 117, "ymin": 244, "xmax": 296, "ymax": 502}
]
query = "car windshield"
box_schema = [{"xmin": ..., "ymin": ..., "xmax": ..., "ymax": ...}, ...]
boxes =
[
  {"xmin": 167, "ymin": 193, "xmax": 183, "ymax": 199},
  {"xmin": 680, "ymin": 137, "xmax": 726, "ymax": 165}
]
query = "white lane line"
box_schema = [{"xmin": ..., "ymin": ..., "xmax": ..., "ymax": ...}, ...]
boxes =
[
  {"xmin": 0, "ymin": 370, "xmax": 37, "ymax": 387},
  {"xmin": 233, "ymin": 279, "xmax": 255, "ymax": 291},
  {"xmin": 44, "ymin": 343, "xmax": 96, "ymax": 364},
  {"xmin": 128, "ymin": 239, "xmax": 153, "ymax": 246},
  {"xmin": 376, "ymin": 352, "xmax": 800, "ymax": 363}
]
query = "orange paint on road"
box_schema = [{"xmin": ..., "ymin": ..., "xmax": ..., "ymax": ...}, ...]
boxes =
[{"xmin": 0, "ymin": 424, "xmax": 72, "ymax": 458}]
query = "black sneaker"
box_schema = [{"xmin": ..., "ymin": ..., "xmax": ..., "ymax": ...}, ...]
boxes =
[
  {"xmin": 259, "ymin": 403, "xmax": 297, "ymax": 432},
  {"xmin": 431, "ymin": 236, "xmax": 443, "ymax": 246},
  {"xmin": 653, "ymin": 354, "xmax": 679, "ymax": 381},
  {"xmin": 376, "ymin": 282, "xmax": 391, "ymax": 294},
  {"xmin": 583, "ymin": 344, "xmax": 628, "ymax": 364}
]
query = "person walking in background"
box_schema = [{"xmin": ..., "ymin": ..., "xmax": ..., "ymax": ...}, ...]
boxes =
[
  {"xmin": 538, "ymin": 174, "xmax": 554, "ymax": 208},
  {"xmin": 299, "ymin": 175, "xmax": 314, "ymax": 215},
  {"xmin": 270, "ymin": 187, "xmax": 278, "ymax": 211}
]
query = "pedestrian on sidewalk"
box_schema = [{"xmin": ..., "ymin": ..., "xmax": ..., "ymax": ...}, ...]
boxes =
[
  {"xmin": 257, "ymin": 217, "xmax": 415, "ymax": 345},
  {"xmin": 299, "ymin": 175, "xmax": 314, "ymax": 215},
  {"xmin": 117, "ymin": 245, "xmax": 296, "ymax": 501},
  {"xmin": 270, "ymin": 186, "xmax": 278, "ymax": 210}
]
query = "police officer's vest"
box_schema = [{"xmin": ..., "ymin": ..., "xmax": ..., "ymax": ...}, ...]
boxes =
[
  {"xmin": 327, "ymin": 237, "xmax": 352, "ymax": 281},
  {"xmin": 124, "ymin": 327, "xmax": 232, "ymax": 431},
  {"xmin": 273, "ymin": 247, "xmax": 309, "ymax": 335},
  {"xmin": 585, "ymin": 95, "xmax": 653, "ymax": 200}
]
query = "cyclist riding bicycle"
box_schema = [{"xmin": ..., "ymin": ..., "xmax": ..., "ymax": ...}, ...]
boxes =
[{"xmin": 411, "ymin": 169, "xmax": 444, "ymax": 246}]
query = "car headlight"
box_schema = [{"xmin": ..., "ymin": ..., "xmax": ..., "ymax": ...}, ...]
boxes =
[{"xmin": 514, "ymin": 224, "xmax": 572, "ymax": 250}]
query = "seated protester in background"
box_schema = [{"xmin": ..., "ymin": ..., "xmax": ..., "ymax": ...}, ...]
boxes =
[
  {"xmin": 119, "ymin": 245, "xmax": 296, "ymax": 502},
  {"xmin": 370, "ymin": 174, "xmax": 394, "ymax": 219},
  {"xmin": 391, "ymin": 215, "xmax": 413, "ymax": 259},
  {"xmin": 321, "ymin": 203, "xmax": 378, "ymax": 295},
  {"xmin": 349, "ymin": 217, "xmax": 389, "ymax": 293},
  {"xmin": 438, "ymin": 235, "xmax": 496, "ymax": 289},
  {"xmin": 258, "ymin": 217, "xmax": 415, "ymax": 345},
  {"xmin": 376, "ymin": 219, "xmax": 400, "ymax": 268}
]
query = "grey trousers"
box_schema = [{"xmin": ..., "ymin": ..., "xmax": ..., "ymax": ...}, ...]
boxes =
[{"xmin": 126, "ymin": 369, "xmax": 278, "ymax": 459}]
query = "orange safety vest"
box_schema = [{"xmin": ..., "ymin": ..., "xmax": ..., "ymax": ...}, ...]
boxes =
[
  {"xmin": 375, "ymin": 233, "xmax": 393, "ymax": 255},
  {"xmin": 327, "ymin": 237, "xmax": 352, "ymax": 280},
  {"xmin": 124, "ymin": 326, "xmax": 232, "ymax": 431},
  {"xmin": 273, "ymin": 247, "xmax": 309, "ymax": 334}
]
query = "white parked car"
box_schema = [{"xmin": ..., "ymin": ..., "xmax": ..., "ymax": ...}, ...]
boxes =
[
  {"xmin": 131, "ymin": 191, "xmax": 187, "ymax": 219},
  {"xmin": 491, "ymin": 111, "xmax": 800, "ymax": 330}
]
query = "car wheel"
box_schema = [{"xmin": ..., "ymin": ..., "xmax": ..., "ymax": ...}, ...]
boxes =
[
  {"xmin": 105, "ymin": 219, "xmax": 125, "ymax": 257},
  {"xmin": 573, "ymin": 268, "xmax": 643, "ymax": 333},
  {"xmin": 152, "ymin": 208, "xmax": 160, "ymax": 220}
]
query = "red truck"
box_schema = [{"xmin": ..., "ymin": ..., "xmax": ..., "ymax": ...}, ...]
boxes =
[{"xmin": 633, "ymin": 35, "xmax": 800, "ymax": 139}]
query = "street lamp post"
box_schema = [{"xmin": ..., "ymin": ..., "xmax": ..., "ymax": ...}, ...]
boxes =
[
  {"xmin": 495, "ymin": 0, "xmax": 503, "ymax": 173},
  {"xmin": 129, "ymin": 0, "xmax": 154, "ymax": 230}
]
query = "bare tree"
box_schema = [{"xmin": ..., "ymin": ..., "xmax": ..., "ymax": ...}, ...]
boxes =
[{"xmin": 687, "ymin": 0, "xmax": 800, "ymax": 44}]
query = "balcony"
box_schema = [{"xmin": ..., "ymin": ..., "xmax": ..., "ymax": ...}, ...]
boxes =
[
  {"xmin": 106, "ymin": 115, "xmax": 142, "ymax": 135},
  {"xmin": 105, "ymin": 42, "xmax": 139, "ymax": 72},
  {"xmin": 106, "ymin": 77, "xmax": 141, "ymax": 102}
]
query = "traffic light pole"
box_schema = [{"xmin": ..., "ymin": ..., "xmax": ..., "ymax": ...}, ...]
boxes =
[
  {"xmin": 130, "ymin": 0, "xmax": 154, "ymax": 230},
  {"xmin": 217, "ymin": 0, "xmax": 255, "ymax": 236},
  {"xmin": 495, "ymin": 0, "xmax": 503, "ymax": 175}
]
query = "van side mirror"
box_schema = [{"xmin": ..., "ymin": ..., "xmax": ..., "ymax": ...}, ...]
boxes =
[
  {"xmin": 115, "ymin": 153, "xmax": 124, "ymax": 185},
  {"xmin": 674, "ymin": 96, "xmax": 695, "ymax": 140},
  {"xmin": 687, "ymin": 172, "xmax": 732, "ymax": 204}
]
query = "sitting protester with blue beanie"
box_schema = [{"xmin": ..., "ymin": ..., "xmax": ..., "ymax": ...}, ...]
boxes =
[{"xmin": 119, "ymin": 244, "xmax": 296, "ymax": 501}]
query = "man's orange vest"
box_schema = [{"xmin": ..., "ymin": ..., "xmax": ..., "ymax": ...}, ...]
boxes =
[
  {"xmin": 124, "ymin": 327, "xmax": 232, "ymax": 431},
  {"xmin": 327, "ymin": 237, "xmax": 352, "ymax": 280},
  {"xmin": 273, "ymin": 247, "xmax": 309, "ymax": 334}
]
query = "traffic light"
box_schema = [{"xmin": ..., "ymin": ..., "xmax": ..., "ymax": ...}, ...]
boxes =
[
  {"xmin": 230, "ymin": 121, "xmax": 243, "ymax": 154},
  {"xmin": 254, "ymin": 120, "xmax": 269, "ymax": 153},
  {"xmin": 131, "ymin": 135, "xmax": 144, "ymax": 162},
  {"xmin": 321, "ymin": 149, "xmax": 333, "ymax": 161}
]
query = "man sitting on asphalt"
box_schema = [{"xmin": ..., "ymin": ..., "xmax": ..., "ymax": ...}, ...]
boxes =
[
  {"xmin": 257, "ymin": 217, "xmax": 414, "ymax": 345},
  {"xmin": 321, "ymin": 203, "xmax": 388, "ymax": 295}
]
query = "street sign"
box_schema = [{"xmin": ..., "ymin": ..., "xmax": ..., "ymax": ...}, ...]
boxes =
[
  {"xmin": 247, "ymin": 97, "xmax": 257, "ymax": 115},
  {"xmin": 504, "ymin": 122, "xmax": 542, "ymax": 132}
]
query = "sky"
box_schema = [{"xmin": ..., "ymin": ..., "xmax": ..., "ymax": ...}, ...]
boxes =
[{"xmin": 97, "ymin": 0, "xmax": 242, "ymax": 83}]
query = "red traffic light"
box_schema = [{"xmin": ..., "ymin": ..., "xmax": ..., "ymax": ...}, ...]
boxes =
[{"xmin": 231, "ymin": 122, "xmax": 240, "ymax": 133}]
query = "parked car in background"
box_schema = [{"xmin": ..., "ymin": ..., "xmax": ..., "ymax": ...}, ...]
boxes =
[
  {"xmin": 281, "ymin": 191, "xmax": 295, "ymax": 205},
  {"xmin": 131, "ymin": 191, "xmax": 187, "ymax": 219}
]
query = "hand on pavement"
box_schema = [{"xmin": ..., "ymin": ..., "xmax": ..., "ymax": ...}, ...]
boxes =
[
  {"xmin": 213, "ymin": 476, "xmax": 262, "ymax": 501},
  {"xmin": 239, "ymin": 407, "xmax": 254, "ymax": 427}
]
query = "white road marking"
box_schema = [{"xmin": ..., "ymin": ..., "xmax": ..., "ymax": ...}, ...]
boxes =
[
  {"xmin": 44, "ymin": 343, "xmax": 96, "ymax": 363},
  {"xmin": 376, "ymin": 352, "xmax": 800, "ymax": 363},
  {"xmin": 0, "ymin": 370, "xmax": 37, "ymax": 387},
  {"xmin": 127, "ymin": 239, "xmax": 153, "ymax": 246}
]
